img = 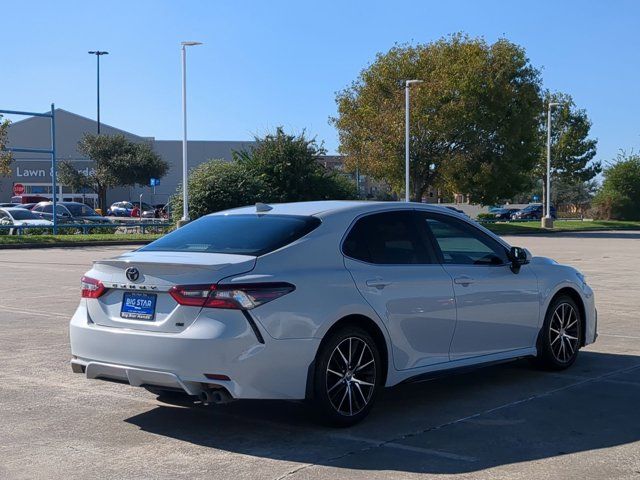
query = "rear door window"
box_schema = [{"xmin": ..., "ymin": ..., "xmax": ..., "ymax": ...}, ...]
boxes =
[
  {"xmin": 342, "ymin": 211, "xmax": 435, "ymax": 264},
  {"xmin": 141, "ymin": 214, "xmax": 321, "ymax": 256}
]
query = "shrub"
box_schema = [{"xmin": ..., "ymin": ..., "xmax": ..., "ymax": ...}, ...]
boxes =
[
  {"xmin": 593, "ymin": 152, "xmax": 640, "ymax": 220},
  {"xmin": 171, "ymin": 160, "xmax": 267, "ymax": 221}
]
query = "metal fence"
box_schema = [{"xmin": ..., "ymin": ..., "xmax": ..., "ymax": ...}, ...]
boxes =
[{"xmin": 0, "ymin": 221, "xmax": 172, "ymax": 236}]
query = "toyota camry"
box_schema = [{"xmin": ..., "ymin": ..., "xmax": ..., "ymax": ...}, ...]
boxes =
[{"xmin": 70, "ymin": 201, "xmax": 597, "ymax": 426}]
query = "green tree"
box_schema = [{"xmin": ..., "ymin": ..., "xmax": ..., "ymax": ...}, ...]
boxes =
[
  {"xmin": 594, "ymin": 152, "xmax": 640, "ymax": 220},
  {"xmin": 332, "ymin": 34, "xmax": 543, "ymax": 204},
  {"xmin": 58, "ymin": 134, "xmax": 169, "ymax": 209},
  {"xmin": 551, "ymin": 178, "xmax": 598, "ymax": 212},
  {"xmin": 0, "ymin": 116, "xmax": 12, "ymax": 178},
  {"xmin": 171, "ymin": 160, "xmax": 267, "ymax": 221},
  {"xmin": 234, "ymin": 127, "xmax": 357, "ymax": 202},
  {"xmin": 538, "ymin": 92, "xmax": 599, "ymax": 212}
]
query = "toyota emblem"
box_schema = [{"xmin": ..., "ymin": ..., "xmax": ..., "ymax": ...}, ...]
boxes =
[{"xmin": 125, "ymin": 267, "xmax": 140, "ymax": 282}]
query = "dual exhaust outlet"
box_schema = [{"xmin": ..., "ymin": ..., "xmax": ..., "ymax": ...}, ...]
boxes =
[{"xmin": 199, "ymin": 388, "xmax": 233, "ymax": 405}]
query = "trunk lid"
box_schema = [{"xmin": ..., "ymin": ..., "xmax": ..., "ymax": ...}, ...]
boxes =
[{"xmin": 85, "ymin": 251, "xmax": 256, "ymax": 332}]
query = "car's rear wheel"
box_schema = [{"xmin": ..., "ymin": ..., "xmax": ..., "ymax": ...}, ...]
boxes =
[
  {"xmin": 534, "ymin": 295, "xmax": 582, "ymax": 370},
  {"xmin": 312, "ymin": 326, "xmax": 382, "ymax": 427}
]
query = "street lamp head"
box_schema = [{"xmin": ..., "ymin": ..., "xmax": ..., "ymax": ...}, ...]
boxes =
[
  {"xmin": 181, "ymin": 41, "xmax": 203, "ymax": 47},
  {"xmin": 549, "ymin": 102, "xmax": 564, "ymax": 108},
  {"xmin": 88, "ymin": 51, "xmax": 109, "ymax": 55},
  {"xmin": 406, "ymin": 79, "xmax": 424, "ymax": 86}
]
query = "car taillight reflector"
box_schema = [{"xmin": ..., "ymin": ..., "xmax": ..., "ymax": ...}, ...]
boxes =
[
  {"xmin": 169, "ymin": 283, "xmax": 295, "ymax": 310},
  {"xmin": 81, "ymin": 276, "xmax": 106, "ymax": 298}
]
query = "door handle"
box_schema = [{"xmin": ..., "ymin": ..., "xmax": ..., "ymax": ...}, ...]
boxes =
[
  {"xmin": 454, "ymin": 276, "xmax": 475, "ymax": 286},
  {"xmin": 366, "ymin": 279, "xmax": 392, "ymax": 289}
]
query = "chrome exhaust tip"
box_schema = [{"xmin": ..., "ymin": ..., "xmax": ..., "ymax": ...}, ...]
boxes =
[{"xmin": 199, "ymin": 388, "xmax": 234, "ymax": 405}]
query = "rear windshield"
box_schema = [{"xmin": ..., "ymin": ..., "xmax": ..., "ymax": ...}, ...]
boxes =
[{"xmin": 141, "ymin": 214, "xmax": 321, "ymax": 256}]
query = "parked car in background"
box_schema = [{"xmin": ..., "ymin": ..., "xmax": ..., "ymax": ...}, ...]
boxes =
[
  {"xmin": 107, "ymin": 201, "xmax": 133, "ymax": 217},
  {"xmin": 60, "ymin": 202, "xmax": 105, "ymax": 223},
  {"xmin": 70, "ymin": 201, "xmax": 596, "ymax": 426},
  {"xmin": 134, "ymin": 202, "xmax": 156, "ymax": 219},
  {"xmin": 14, "ymin": 203, "xmax": 37, "ymax": 210},
  {"xmin": 32, "ymin": 202, "xmax": 73, "ymax": 223},
  {"xmin": 444, "ymin": 206, "xmax": 467, "ymax": 216},
  {"xmin": 0, "ymin": 207, "xmax": 53, "ymax": 234},
  {"xmin": 511, "ymin": 204, "xmax": 556, "ymax": 220},
  {"xmin": 107, "ymin": 201, "xmax": 155, "ymax": 218},
  {"xmin": 0, "ymin": 203, "xmax": 19, "ymax": 208},
  {"xmin": 10, "ymin": 195, "xmax": 50, "ymax": 204},
  {"xmin": 491, "ymin": 207, "xmax": 521, "ymax": 220}
]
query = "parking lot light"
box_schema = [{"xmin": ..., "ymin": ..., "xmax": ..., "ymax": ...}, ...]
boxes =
[
  {"xmin": 405, "ymin": 79, "xmax": 424, "ymax": 202},
  {"xmin": 543, "ymin": 101, "xmax": 564, "ymax": 228},
  {"xmin": 179, "ymin": 41, "xmax": 203, "ymax": 225}
]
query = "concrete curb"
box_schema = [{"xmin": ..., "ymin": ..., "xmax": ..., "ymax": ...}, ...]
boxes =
[
  {"xmin": 0, "ymin": 240, "xmax": 152, "ymax": 250},
  {"xmin": 491, "ymin": 228, "xmax": 640, "ymax": 236}
]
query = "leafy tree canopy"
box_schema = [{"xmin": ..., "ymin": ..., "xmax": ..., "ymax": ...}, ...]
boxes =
[
  {"xmin": 0, "ymin": 116, "xmax": 12, "ymax": 177},
  {"xmin": 537, "ymin": 91, "xmax": 600, "ymax": 212},
  {"xmin": 234, "ymin": 127, "xmax": 356, "ymax": 202},
  {"xmin": 538, "ymin": 92, "xmax": 599, "ymax": 182},
  {"xmin": 332, "ymin": 34, "xmax": 543, "ymax": 204},
  {"xmin": 58, "ymin": 133, "xmax": 169, "ymax": 209},
  {"xmin": 594, "ymin": 152, "xmax": 640, "ymax": 220}
]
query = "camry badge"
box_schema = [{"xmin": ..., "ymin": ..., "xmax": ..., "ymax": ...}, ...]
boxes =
[{"xmin": 125, "ymin": 267, "xmax": 140, "ymax": 282}]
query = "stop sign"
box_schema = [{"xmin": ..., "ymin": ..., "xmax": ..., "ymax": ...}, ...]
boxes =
[{"xmin": 13, "ymin": 183, "xmax": 25, "ymax": 196}]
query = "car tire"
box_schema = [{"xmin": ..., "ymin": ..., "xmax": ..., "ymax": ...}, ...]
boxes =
[
  {"xmin": 311, "ymin": 326, "xmax": 382, "ymax": 427},
  {"xmin": 534, "ymin": 295, "xmax": 582, "ymax": 370}
]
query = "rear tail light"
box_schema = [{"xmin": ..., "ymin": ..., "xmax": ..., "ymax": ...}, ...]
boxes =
[
  {"xmin": 81, "ymin": 276, "xmax": 106, "ymax": 298},
  {"xmin": 169, "ymin": 283, "xmax": 295, "ymax": 310}
]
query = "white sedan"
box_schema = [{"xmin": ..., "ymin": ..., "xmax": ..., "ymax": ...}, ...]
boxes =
[
  {"xmin": 0, "ymin": 207, "xmax": 53, "ymax": 234},
  {"xmin": 70, "ymin": 201, "xmax": 596, "ymax": 426}
]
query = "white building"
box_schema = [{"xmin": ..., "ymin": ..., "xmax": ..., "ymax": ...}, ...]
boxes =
[{"xmin": 1, "ymin": 109, "xmax": 254, "ymax": 207}]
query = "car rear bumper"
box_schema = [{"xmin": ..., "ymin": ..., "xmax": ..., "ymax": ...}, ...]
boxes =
[{"xmin": 69, "ymin": 303, "xmax": 320, "ymax": 400}]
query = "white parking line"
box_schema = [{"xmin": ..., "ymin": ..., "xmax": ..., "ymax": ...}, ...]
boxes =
[
  {"xmin": 600, "ymin": 333, "xmax": 640, "ymax": 340},
  {"xmin": 276, "ymin": 362, "xmax": 640, "ymax": 479},
  {"xmin": 0, "ymin": 304, "xmax": 69, "ymax": 318},
  {"xmin": 329, "ymin": 433, "xmax": 477, "ymax": 462}
]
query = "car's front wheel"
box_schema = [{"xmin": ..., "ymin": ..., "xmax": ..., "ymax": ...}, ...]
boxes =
[
  {"xmin": 312, "ymin": 326, "xmax": 382, "ymax": 427},
  {"xmin": 535, "ymin": 295, "xmax": 582, "ymax": 370}
]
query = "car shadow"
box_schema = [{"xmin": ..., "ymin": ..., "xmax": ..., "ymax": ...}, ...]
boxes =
[{"xmin": 125, "ymin": 351, "xmax": 640, "ymax": 475}]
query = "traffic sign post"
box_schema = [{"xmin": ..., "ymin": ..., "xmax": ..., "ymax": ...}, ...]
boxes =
[
  {"xmin": 150, "ymin": 178, "xmax": 160, "ymax": 195},
  {"xmin": 13, "ymin": 183, "xmax": 25, "ymax": 196}
]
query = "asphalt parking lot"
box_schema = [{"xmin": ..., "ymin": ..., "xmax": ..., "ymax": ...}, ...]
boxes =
[{"xmin": 1, "ymin": 231, "xmax": 639, "ymax": 480}]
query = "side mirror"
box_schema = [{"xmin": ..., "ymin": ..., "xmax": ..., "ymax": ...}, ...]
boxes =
[{"xmin": 509, "ymin": 246, "xmax": 531, "ymax": 270}]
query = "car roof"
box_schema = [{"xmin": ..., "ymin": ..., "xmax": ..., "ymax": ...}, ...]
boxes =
[
  {"xmin": 1, "ymin": 207, "xmax": 36, "ymax": 213},
  {"xmin": 212, "ymin": 200, "xmax": 469, "ymax": 218}
]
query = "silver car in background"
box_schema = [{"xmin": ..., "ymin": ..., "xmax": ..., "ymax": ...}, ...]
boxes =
[{"xmin": 70, "ymin": 201, "xmax": 596, "ymax": 426}]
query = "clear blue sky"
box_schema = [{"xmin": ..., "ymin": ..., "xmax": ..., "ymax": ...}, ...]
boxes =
[{"xmin": 2, "ymin": 0, "xmax": 639, "ymax": 164}]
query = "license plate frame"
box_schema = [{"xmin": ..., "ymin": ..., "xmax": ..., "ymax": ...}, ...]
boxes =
[{"xmin": 120, "ymin": 292, "xmax": 157, "ymax": 321}]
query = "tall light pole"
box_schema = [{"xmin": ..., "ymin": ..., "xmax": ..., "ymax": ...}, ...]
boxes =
[
  {"xmin": 88, "ymin": 51, "xmax": 109, "ymax": 134},
  {"xmin": 179, "ymin": 41, "xmax": 203, "ymax": 225},
  {"xmin": 405, "ymin": 79, "xmax": 423, "ymax": 202},
  {"xmin": 543, "ymin": 101, "xmax": 563, "ymax": 228}
]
